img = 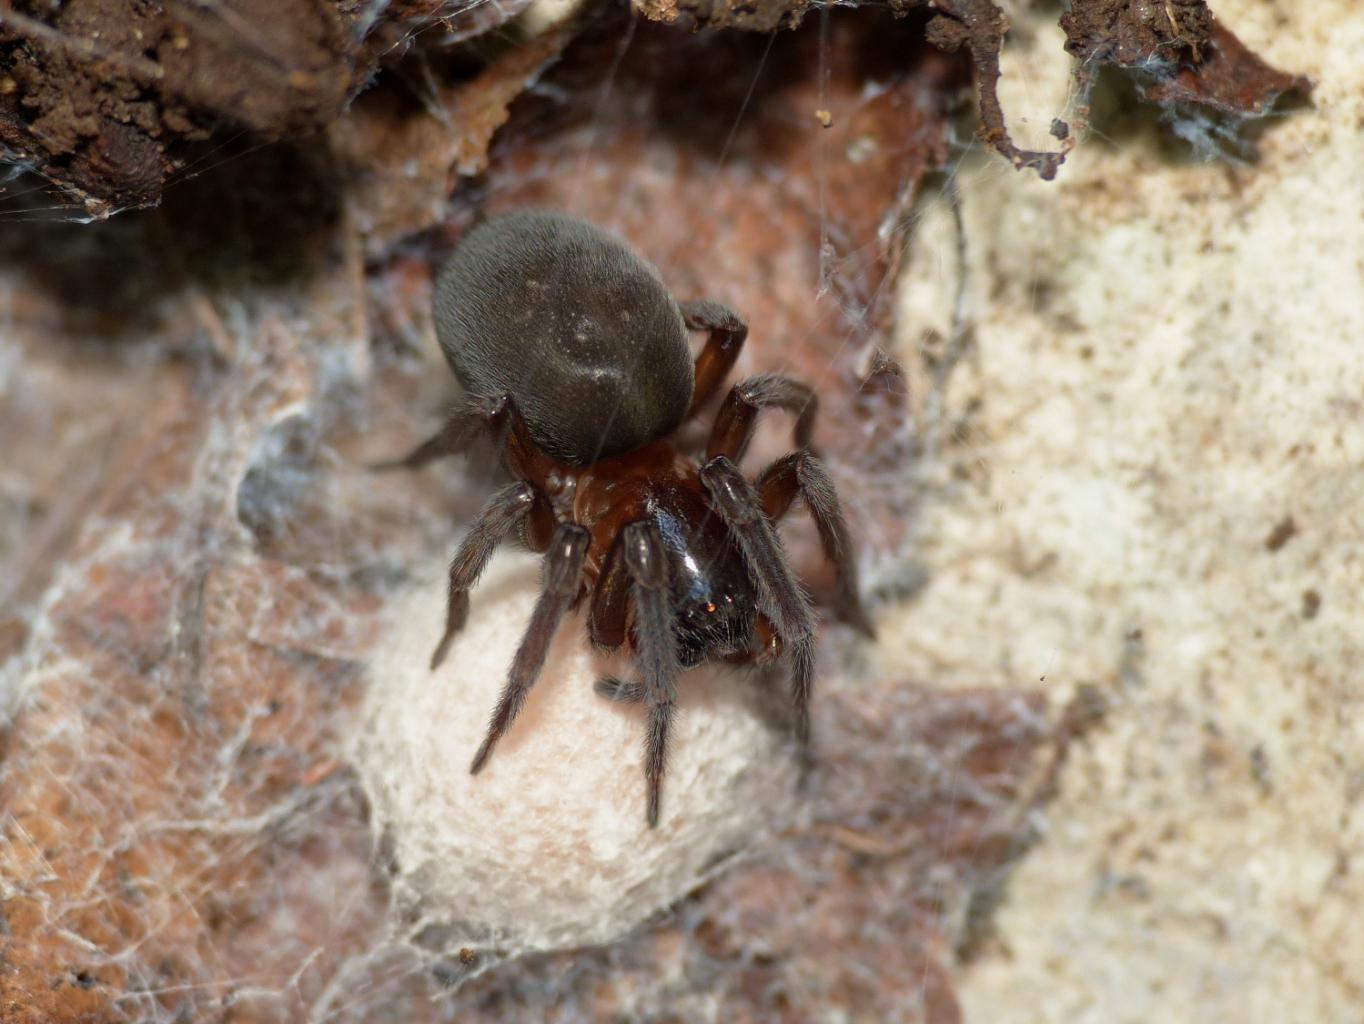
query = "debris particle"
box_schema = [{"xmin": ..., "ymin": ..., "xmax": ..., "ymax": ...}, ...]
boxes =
[
  {"xmin": 1265, "ymin": 515, "xmax": 1297, "ymax": 552},
  {"xmin": 1301, "ymin": 589, "xmax": 1321, "ymax": 620}
]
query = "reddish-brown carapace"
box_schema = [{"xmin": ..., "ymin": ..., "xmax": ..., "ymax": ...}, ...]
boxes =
[{"xmin": 381, "ymin": 211, "xmax": 873, "ymax": 826}]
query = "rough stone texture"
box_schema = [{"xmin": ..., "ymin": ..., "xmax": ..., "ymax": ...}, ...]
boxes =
[
  {"xmin": 329, "ymin": 25, "xmax": 575, "ymax": 257},
  {"xmin": 888, "ymin": 1, "xmax": 1363, "ymax": 1019}
]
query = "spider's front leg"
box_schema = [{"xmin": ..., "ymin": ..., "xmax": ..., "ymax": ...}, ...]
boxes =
[
  {"xmin": 597, "ymin": 607, "xmax": 783, "ymax": 698},
  {"xmin": 700, "ymin": 456, "xmax": 818, "ymax": 750},
  {"xmin": 588, "ymin": 520, "xmax": 683, "ymax": 826},
  {"xmin": 621, "ymin": 521, "xmax": 681, "ymax": 828}
]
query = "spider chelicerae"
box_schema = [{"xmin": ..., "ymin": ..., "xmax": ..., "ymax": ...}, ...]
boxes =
[{"xmin": 382, "ymin": 210, "xmax": 873, "ymax": 826}]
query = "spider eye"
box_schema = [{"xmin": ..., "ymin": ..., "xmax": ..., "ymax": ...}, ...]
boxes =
[{"xmin": 705, "ymin": 602, "xmax": 717, "ymax": 613}]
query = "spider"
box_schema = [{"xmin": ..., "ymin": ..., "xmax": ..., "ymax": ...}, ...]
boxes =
[{"xmin": 383, "ymin": 210, "xmax": 873, "ymax": 827}]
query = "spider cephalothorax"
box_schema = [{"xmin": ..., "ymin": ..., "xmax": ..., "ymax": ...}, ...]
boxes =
[{"xmin": 383, "ymin": 210, "xmax": 872, "ymax": 826}]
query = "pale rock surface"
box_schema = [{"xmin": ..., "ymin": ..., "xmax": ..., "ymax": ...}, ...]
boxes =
[
  {"xmin": 893, "ymin": 1, "xmax": 1364, "ymax": 1020},
  {"xmin": 356, "ymin": 551, "xmax": 796, "ymax": 956}
]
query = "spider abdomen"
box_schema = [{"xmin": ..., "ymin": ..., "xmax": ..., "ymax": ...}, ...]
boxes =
[{"xmin": 433, "ymin": 211, "xmax": 696, "ymax": 465}]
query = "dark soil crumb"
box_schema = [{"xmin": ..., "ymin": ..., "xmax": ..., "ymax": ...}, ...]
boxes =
[
  {"xmin": 1265, "ymin": 515, "xmax": 1297, "ymax": 552},
  {"xmin": 1061, "ymin": 0, "xmax": 1216, "ymax": 67},
  {"xmin": 1301, "ymin": 589, "xmax": 1321, "ymax": 620}
]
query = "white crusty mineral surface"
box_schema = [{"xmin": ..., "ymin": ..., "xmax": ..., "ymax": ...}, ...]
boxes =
[
  {"xmin": 892, "ymin": 1, "xmax": 1364, "ymax": 1020},
  {"xmin": 355, "ymin": 551, "xmax": 796, "ymax": 956}
]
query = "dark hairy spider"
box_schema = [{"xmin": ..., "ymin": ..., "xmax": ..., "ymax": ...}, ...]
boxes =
[{"xmin": 383, "ymin": 210, "xmax": 873, "ymax": 827}]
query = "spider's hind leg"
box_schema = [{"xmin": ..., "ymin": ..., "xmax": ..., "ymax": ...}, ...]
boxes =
[
  {"xmin": 469, "ymin": 523, "xmax": 590, "ymax": 773},
  {"xmin": 429, "ymin": 480, "xmax": 542, "ymax": 670},
  {"xmin": 594, "ymin": 676, "xmax": 645, "ymax": 704},
  {"xmin": 680, "ymin": 299, "xmax": 748, "ymax": 419},
  {"xmin": 369, "ymin": 392, "xmax": 514, "ymax": 472}
]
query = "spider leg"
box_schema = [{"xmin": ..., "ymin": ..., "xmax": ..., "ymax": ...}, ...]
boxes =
[
  {"xmin": 757, "ymin": 451, "xmax": 875, "ymax": 638},
  {"xmin": 588, "ymin": 528, "xmax": 632, "ymax": 651},
  {"xmin": 593, "ymin": 676, "xmax": 645, "ymax": 703},
  {"xmin": 369, "ymin": 393, "xmax": 513, "ymax": 472},
  {"xmin": 679, "ymin": 299, "xmax": 748, "ymax": 418},
  {"xmin": 706, "ymin": 373, "xmax": 818, "ymax": 464},
  {"xmin": 469, "ymin": 523, "xmax": 590, "ymax": 774},
  {"xmin": 430, "ymin": 481, "xmax": 539, "ymax": 670},
  {"xmin": 750, "ymin": 613, "xmax": 784, "ymax": 665},
  {"xmin": 700, "ymin": 455, "xmax": 818, "ymax": 749},
  {"xmin": 622, "ymin": 520, "xmax": 681, "ymax": 828},
  {"xmin": 589, "ymin": 535, "xmax": 646, "ymax": 706},
  {"xmin": 721, "ymin": 613, "xmax": 783, "ymax": 667}
]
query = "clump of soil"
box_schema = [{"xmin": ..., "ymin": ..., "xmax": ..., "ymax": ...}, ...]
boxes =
[
  {"xmin": 0, "ymin": 0, "xmax": 372, "ymax": 214},
  {"xmin": 0, "ymin": 0, "xmax": 504, "ymax": 215},
  {"xmin": 0, "ymin": 0, "xmax": 1310, "ymax": 215},
  {"xmin": 1061, "ymin": 0, "xmax": 1216, "ymax": 66},
  {"xmin": 1061, "ymin": 0, "xmax": 1310, "ymax": 124}
]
